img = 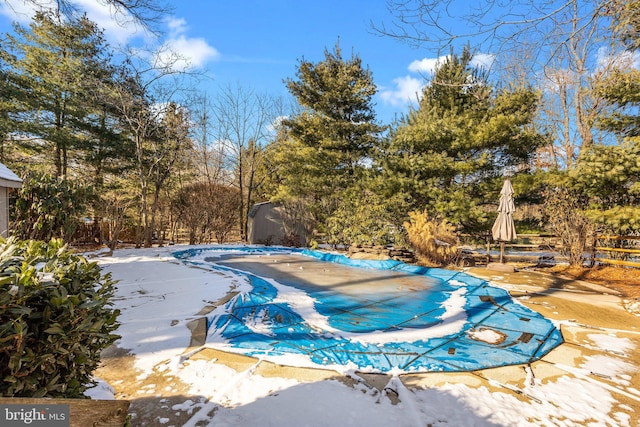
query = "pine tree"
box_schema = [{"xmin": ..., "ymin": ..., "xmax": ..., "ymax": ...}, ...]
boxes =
[
  {"xmin": 381, "ymin": 47, "xmax": 543, "ymax": 235},
  {"xmin": 595, "ymin": 0, "xmax": 640, "ymax": 139},
  {"xmin": 0, "ymin": 11, "xmax": 121, "ymax": 178},
  {"xmin": 577, "ymin": 0, "xmax": 640, "ymax": 234},
  {"xmin": 278, "ymin": 42, "xmax": 383, "ymax": 230},
  {"xmin": 571, "ymin": 143, "xmax": 640, "ymax": 233}
]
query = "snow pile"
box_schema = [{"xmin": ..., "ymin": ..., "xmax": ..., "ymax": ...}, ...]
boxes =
[{"xmin": 623, "ymin": 298, "xmax": 640, "ymax": 316}]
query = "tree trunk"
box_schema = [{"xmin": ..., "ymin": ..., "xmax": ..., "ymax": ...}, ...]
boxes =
[
  {"xmin": 238, "ymin": 147, "xmax": 245, "ymax": 241},
  {"xmin": 148, "ymin": 184, "xmax": 163, "ymax": 247},
  {"xmin": 135, "ymin": 134, "xmax": 152, "ymax": 248},
  {"xmin": 244, "ymin": 151, "xmax": 257, "ymax": 243}
]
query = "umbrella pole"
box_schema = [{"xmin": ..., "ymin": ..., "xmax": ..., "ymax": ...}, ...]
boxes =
[
  {"xmin": 486, "ymin": 238, "xmax": 491, "ymax": 264},
  {"xmin": 500, "ymin": 242, "xmax": 505, "ymax": 263}
]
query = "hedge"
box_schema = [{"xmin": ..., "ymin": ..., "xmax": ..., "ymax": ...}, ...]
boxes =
[{"xmin": 0, "ymin": 238, "xmax": 120, "ymax": 398}]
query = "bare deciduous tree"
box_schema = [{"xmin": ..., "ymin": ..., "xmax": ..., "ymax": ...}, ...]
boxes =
[
  {"xmin": 210, "ymin": 84, "xmax": 288, "ymax": 241},
  {"xmin": 189, "ymin": 94, "xmax": 229, "ymax": 186},
  {"xmin": 171, "ymin": 182, "xmax": 240, "ymax": 244},
  {"xmin": 107, "ymin": 49, "xmax": 194, "ymax": 247},
  {"xmin": 2, "ymin": 0, "xmax": 170, "ymax": 34},
  {"xmin": 375, "ymin": 0, "xmax": 613, "ymax": 55}
]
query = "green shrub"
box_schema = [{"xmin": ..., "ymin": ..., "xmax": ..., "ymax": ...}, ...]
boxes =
[
  {"xmin": 13, "ymin": 171, "xmax": 92, "ymax": 242},
  {"xmin": 325, "ymin": 190, "xmax": 406, "ymax": 247},
  {"xmin": 0, "ymin": 238, "xmax": 120, "ymax": 398}
]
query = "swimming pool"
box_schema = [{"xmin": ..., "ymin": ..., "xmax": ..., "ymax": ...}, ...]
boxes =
[{"xmin": 174, "ymin": 246, "xmax": 563, "ymax": 373}]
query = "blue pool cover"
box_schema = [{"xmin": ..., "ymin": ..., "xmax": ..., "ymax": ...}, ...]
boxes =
[{"xmin": 174, "ymin": 246, "xmax": 563, "ymax": 373}]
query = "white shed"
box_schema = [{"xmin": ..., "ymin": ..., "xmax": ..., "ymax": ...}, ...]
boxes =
[{"xmin": 0, "ymin": 163, "xmax": 22, "ymax": 237}]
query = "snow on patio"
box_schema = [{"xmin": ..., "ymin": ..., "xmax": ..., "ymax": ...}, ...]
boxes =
[{"xmin": 93, "ymin": 245, "xmax": 640, "ymax": 427}]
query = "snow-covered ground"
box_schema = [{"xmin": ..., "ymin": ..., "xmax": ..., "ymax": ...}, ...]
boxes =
[{"xmin": 90, "ymin": 245, "xmax": 640, "ymax": 426}]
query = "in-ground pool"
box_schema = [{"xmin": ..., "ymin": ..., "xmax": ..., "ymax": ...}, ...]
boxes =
[{"xmin": 174, "ymin": 246, "xmax": 563, "ymax": 373}]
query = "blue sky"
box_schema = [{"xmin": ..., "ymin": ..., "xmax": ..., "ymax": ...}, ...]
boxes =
[{"xmin": 0, "ymin": 0, "xmax": 492, "ymax": 124}]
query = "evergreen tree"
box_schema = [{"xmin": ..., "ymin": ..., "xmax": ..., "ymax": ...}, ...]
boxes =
[
  {"xmin": 78, "ymin": 63, "xmax": 135, "ymax": 189},
  {"xmin": 571, "ymin": 143, "xmax": 640, "ymax": 233},
  {"xmin": 610, "ymin": 0, "xmax": 640, "ymax": 51},
  {"xmin": 577, "ymin": 0, "xmax": 640, "ymax": 234},
  {"xmin": 0, "ymin": 12, "xmax": 121, "ymax": 178},
  {"xmin": 595, "ymin": 0, "xmax": 640, "ymax": 139},
  {"xmin": 381, "ymin": 47, "xmax": 543, "ymax": 235},
  {"xmin": 279, "ymin": 42, "xmax": 383, "ymax": 232},
  {"xmin": 595, "ymin": 68, "xmax": 640, "ymax": 139}
]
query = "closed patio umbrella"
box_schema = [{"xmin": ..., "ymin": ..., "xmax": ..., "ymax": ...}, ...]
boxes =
[{"xmin": 491, "ymin": 178, "xmax": 516, "ymax": 263}]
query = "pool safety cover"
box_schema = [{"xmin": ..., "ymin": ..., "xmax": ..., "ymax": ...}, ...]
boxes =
[{"xmin": 174, "ymin": 247, "xmax": 563, "ymax": 373}]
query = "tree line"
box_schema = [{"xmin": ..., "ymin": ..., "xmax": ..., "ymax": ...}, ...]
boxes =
[
  {"xmin": 1, "ymin": 1, "xmax": 639, "ymax": 266},
  {"xmin": 0, "ymin": 11, "xmax": 281, "ymax": 248}
]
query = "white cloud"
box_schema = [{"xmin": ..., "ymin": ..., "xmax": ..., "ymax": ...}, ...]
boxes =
[
  {"xmin": 74, "ymin": 0, "xmax": 142, "ymax": 44},
  {"xmin": 379, "ymin": 75, "xmax": 424, "ymax": 107},
  {"xmin": 409, "ymin": 53, "xmax": 495, "ymax": 75},
  {"xmin": 167, "ymin": 16, "xmax": 187, "ymax": 37},
  {"xmin": 266, "ymin": 115, "xmax": 287, "ymax": 135},
  {"xmin": 382, "ymin": 51, "xmax": 495, "ymax": 108},
  {"xmin": 470, "ymin": 53, "xmax": 496, "ymax": 71},
  {"xmin": 595, "ymin": 46, "xmax": 640, "ymax": 72},
  {"xmin": 408, "ymin": 55, "xmax": 448, "ymax": 74},
  {"xmin": 1, "ymin": 1, "xmax": 218, "ymax": 72},
  {"xmin": 156, "ymin": 35, "xmax": 219, "ymax": 71},
  {"xmin": 0, "ymin": 0, "xmax": 53, "ymax": 24},
  {"xmin": 155, "ymin": 17, "xmax": 219, "ymax": 71},
  {"xmin": 0, "ymin": 0, "xmax": 142, "ymax": 44}
]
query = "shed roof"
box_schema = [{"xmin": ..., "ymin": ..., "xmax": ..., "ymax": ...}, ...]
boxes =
[
  {"xmin": 248, "ymin": 201, "xmax": 273, "ymax": 218},
  {"xmin": 0, "ymin": 163, "xmax": 22, "ymax": 188}
]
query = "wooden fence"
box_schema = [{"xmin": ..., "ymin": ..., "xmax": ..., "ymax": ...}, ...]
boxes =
[
  {"xmin": 502, "ymin": 234, "xmax": 640, "ymax": 268},
  {"xmin": 593, "ymin": 235, "xmax": 640, "ymax": 268},
  {"xmin": 71, "ymin": 219, "xmax": 243, "ymax": 247}
]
